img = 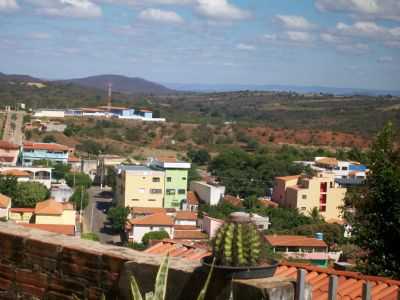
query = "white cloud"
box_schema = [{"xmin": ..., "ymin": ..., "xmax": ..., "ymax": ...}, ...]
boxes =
[
  {"xmin": 139, "ymin": 8, "xmax": 184, "ymax": 23},
  {"xmin": 98, "ymin": 0, "xmax": 193, "ymax": 4},
  {"xmin": 320, "ymin": 32, "xmax": 344, "ymax": 43},
  {"xmin": 236, "ymin": 43, "xmax": 255, "ymax": 51},
  {"xmin": 315, "ymin": 0, "xmax": 400, "ymax": 21},
  {"xmin": 276, "ymin": 15, "xmax": 316, "ymax": 30},
  {"xmin": 263, "ymin": 33, "xmax": 277, "ymax": 41},
  {"xmin": 29, "ymin": 0, "xmax": 102, "ymax": 18},
  {"xmin": 377, "ymin": 56, "xmax": 393, "ymax": 63},
  {"xmin": 196, "ymin": 0, "xmax": 250, "ymax": 21},
  {"xmin": 0, "ymin": 0, "xmax": 19, "ymax": 11},
  {"xmin": 285, "ymin": 31, "xmax": 313, "ymax": 43}
]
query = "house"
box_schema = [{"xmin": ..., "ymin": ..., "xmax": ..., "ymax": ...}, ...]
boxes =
[
  {"xmin": 0, "ymin": 167, "xmax": 52, "ymax": 189},
  {"xmin": 149, "ymin": 156, "xmax": 191, "ymax": 209},
  {"xmin": 138, "ymin": 109, "xmax": 153, "ymax": 119},
  {"xmin": 258, "ymin": 197, "xmax": 279, "ymax": 208},
  {"xmin": 21, "ymin": 142, "xmax": 70, "ymax": 166},
  {"xmin": 175, "ymin": 211, "xmax": 198, "ymax": 226},
  {"xmin": 97, "ymin": 106, "xmax": 135, "ymax": 117},
  {"xmin": 34, "ymin": 199, "xmax": 76, "ymax": 226},
  {"xmin": 189, "ymin": 181, "xmax": 225, "ymax": 206},
  {"xmin": 0, "ymin": 194, "xmax": 11, "ymax": 220},
  {"xmin": 181, "ymin": 191, "xmax": 199, "ymax": 212},
  {"xmin": 200, "ymin": 215, "xmax": 224, "ymax": 239},
  {"xmin": 126, "ymin": 212, "xmax": 174, "ymax": 242},
  {"xmin": 9, "ymin": 208, "xmax": 35, "ymax": 223},
  {"xmin": 272, "ymin": 173, "xmax": 347, "ymax": 221},
  {"xmin": 0, "ymin": 140, "xmax": 20, "ymax": 166},
  {"xmin": 68, "ymin": 155, "xmax": 81, "ymax": 172},
  {"xmin": 230, "ymin": 212, "xmax": 271, "ymax": 231},
  {"xmin": 50, "ymin": 184, "xmax": 73, "ymax": 202},
  {"xmin": 115, "ymin": 165, "xmax": 165, "ymax": 208}
]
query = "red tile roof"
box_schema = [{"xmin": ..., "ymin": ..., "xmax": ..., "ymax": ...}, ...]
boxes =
[
  {"xmin": 34, "ymin": 199, "xmax": 74, "ymax": 215},
  {"xmin": 23, "ymin": 142, "xmax": 69, "ymax": 152},
  {"xmin": 68, "ymin": 155, "xmax": 80, "ymax": 163},
  {"xmin": 20, "ymin": 224, "xmax": 75, "ymax": 236},
  {"xmin": 129, "ymin": 213, "xmax": 174, "ymax": 226},
  {"xmin": 175, "ymin": 211, "xmax": 197, "ymax": 221},
  {"xmin": 174, "ymin": 225, "xmax": 198, "ymax": 230},
  {"xmin": 265, "ymin": 235, "xmax": 327, "ymax": 248},
  {"xmin": 275, "ymin": 263, "xmax": 400, "ymax": 300},
  {"xmin": 223, "ymin": 195, "xmax": 243, "ymax": 208},
  {"xmin": 1, "ymin": 169, "xmax": 31, "ymax": 177},
  {"xmin": 0, "ymin": 140, "xmax": 19, "ymax": 150},
  {"xmin": 0, "ymin": 156, "xmax": 15, "ymax": 163},
  {"xmin": 156, "ymin": 155, "xmax": 177, "ymax": 163},
  {"xmin": 174, "ymin": 230, "xmax": 208, "ymax": 240},
  {"xmin": 186, "ymin": 191, "xmax": 199, "ymax": 205},
  {"xmin": 131, "ymin": 207, "xmax": 167, "ymax": 215},
  {"xmin": 0, "ymin": 194, "xmax": 11, "ymax": 208},
  {"xmin": 258, "ymin": 198, "xmax": 279, "ymax": 208},
  {"xmin": 145, "ymin": 240, "xmax": 211, "ymax": 260},
  {"xmin": 9, "ymin": 207, "xmax": 35, "ymax": 213}
]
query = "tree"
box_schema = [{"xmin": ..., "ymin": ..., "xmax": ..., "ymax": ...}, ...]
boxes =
[
  {"xmin": 142, "ymin": 230, "xmax": 170, "ymax": 246},
  {"xmin": 290, "ymin": 223, "xmax": 345, "ymax": 249},
  {"xmin": 53, "ymin": 162, "xmax": 71, "ymax": 180},
  {"xmin": 308, "ymin": 207, "xmax": 324, "ymax": 224},
  {"xmin": 43, "ymin": 135, "xmax": 56, "ymax": 143},
  {"xmin": 350, "ymin": 123, "xmax": 400, "ymax": 278},
  {"xmin": 69, "ymin": 186, "xmax": 89, "ymax": 211},
  {"xmin": 188, "ymin": 163, "xmax": 201, "ymax": 184},
  {"xmin": 76, "ymin": 140, "xmax": 103, "ymax": 155},
  {"xmin": 107, "ymin": 207, "xmax": 130, "ymax": 233},
  {"xmin": 0, "ymin": 175, "xmax": 18, "ymax": 200},
  {"xmin": 13, "ymin": 182, "xmax": 49, "ymax": 208},
  {"xmin": 65, "ymin": 172, "xmax": 92, "ymax": 188},
  {"xmin": 187, "ymin": 149, "xmax": 210, "ymax": 165},
  {"xmin": 243, "ymin": 195, "xmax": 259, "ymax": 210}
]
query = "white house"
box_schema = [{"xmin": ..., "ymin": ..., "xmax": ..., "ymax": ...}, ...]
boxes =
[
  {"xmin": 190, "ymin": 181, "xmax": 225, "ymax": 206},
  {"xmin": 200, "ymin": 215, "xmax": 224, "ymax": 239},
  {"xmin": 33, "ymin": 109, "xmax": 65, "ymax": 118},
  {"xmin": 230, "ymin": 212, "xmax": 271, "ymax": 231},
  {"xmin": 0, "ymin": 167, "xmax": 52, "ymax": 189},
  {"xmin": 0, "ymin": 194, "xmax": 11, "ymax": 220},
  {"xmin": 174, "ymin": 211, "xmax": 197, "ymax": 226},
  {"xmin": 127, "ymin": 213, "xmax": 174, "ymax": 242}
]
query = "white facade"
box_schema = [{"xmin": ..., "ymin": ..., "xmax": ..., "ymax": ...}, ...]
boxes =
[
  {"xmin": 0, "ymin": 167, "xmax": 52, "ymax": 189},
  {"xmin": 200, "ymin": 215, "xmax": 224, "ymax": 239},
  {"xmin": 33, "ymin": 110, "xmax": 65, "ymax": 118},
  {"xmin": 230, "ymin": 212, "xmax": 271, "ymax": 230},
  {"xmin": 129, "ymin": 225, "xmax": 174, "ymax": 242},
  {"xmin": 190, "ymin": 181, "xmax": 225, "ymax": 206},
  {"xmin": 0, "ymin": 207, "xmax": 9, "ymax": 220},
  {"xmin": 175, "ymin": 219, "xmax": 197, "ymax": 226}
]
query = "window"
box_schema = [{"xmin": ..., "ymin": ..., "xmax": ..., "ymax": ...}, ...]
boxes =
[
  {"xmin": 302, "ymin": 195, "xmax": 307, "ymax": 200},
  {"xmin": 166, "ymin": 189, "xmax": 175, "ymax": 195},
  {"xmin": 148, "ymin": 199, "xmax": 156, "ymax": 202},
  {"xmin": 182, "ymin": 177, "xmax": 186, "ymax": 181},
  {"xmin": 301, "ymin": 206, "xmax": 307, "ymax": 211},
  {"xmin": 178, "ymin": 189, "xmax": 186, "ymax": 195},
  {"xmin": 138, "ymin": 188, "xmax": 145, "ymax": 193},
  {"xmin": 150, "ymin": 189, "xmax": 162, "ymax": 194},
  {"xmin": 167, "ymin": 177, "xmax": 172, "ymax": 182},
  {"xmin": 131, "ymin": 199, "xmax": 139, "ymax": 201},
  {"xmin": 152, "ymin": 177, "xmax": 160, "ymax": 182},
  {"xmin": 341, "ymin": 167, "xmax": 348, "ymax": 171},
  {"xmin": 319, "ymin": 206, "xmax": 326, "ymax": 212},
  {"xmin": 171, "ymin": 202, "xmax": 180, "ymax": 207}
]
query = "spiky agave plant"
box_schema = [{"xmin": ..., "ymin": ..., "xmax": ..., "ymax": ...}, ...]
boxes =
[{"xmin": 212, "ymin": 221, "xmax": 264, "ymax": 267}]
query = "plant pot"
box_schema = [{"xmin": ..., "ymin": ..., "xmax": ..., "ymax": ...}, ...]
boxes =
[{"xmin": 201, "ymin": 255, "xmax": 278, "ymax": 280}]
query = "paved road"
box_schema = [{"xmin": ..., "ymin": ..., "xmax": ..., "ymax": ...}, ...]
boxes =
[
  {"xmin": 3, "ymin": 111, "xmax": 24, "ymax": 145},
  {"xmin": 83, "ymin": 186, "xmax": 120, "ymax": 244}
]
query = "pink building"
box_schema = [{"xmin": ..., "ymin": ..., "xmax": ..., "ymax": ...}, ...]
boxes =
[{"xmin": 0, "ymin": 141, "xmax": 20, "ymax": 166}]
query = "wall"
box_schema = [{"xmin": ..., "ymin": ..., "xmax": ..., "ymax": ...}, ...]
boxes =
[
  {"xmin": 9, "ymin": 211, "xmax": 33, "ymax": 223},
  {"xmin": 201, "ymin": 216, "xmax": 224, "ymax": 239},
  {"xmin": 175, "ymin": 219, "xmax": 197, "ymax": 226},
  {"xmin": 35, "ymin": 210, "xmax": 76, "ymax": 226},
  {"xmin": 164, "ymin": 169, "xmax": 188, "ymax": 209},
  {"xmin": 190, "ymin": 181, "xmax": 225, "ymax": 206},
  {"xmin": 272, "ymin": 178, "xmax": 299, "ymax": 205},
  {"xmin": 0, "ymin": 148, "xmax": 19, "ymax": 165}
]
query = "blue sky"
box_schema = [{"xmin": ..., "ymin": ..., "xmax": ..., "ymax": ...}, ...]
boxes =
[{"xmin": 0, "ymin": 0, "xmax": 399, "ymax": 90}]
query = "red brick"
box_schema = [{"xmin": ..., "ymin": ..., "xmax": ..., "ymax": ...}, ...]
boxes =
[
  {"xmin": 0, "ymin": 263, "xmax": 15, "ymax": 281},
  {"xmin": 0, "ymin": 277, "xmax": 12, "ymax": 291},
  {"xmin": 102, "ymin": 254, "xmax": 126, "ymax": 273},
  {"xmin": 25, "ymin": 239, "xmax": 61, "ymax": 259},
  {"xmin": 48, "ymin": 275, "xmax": 86, "ymax": 297},
  {"xmin": 47, "ymin": 291, "xmax": 75, "ymax": 300},
  {"xmin": 0, "ymin": 232, "xmax": 25, "ymax": 262},
  {"xmin": 60, "ymin": 262, "xmax": 101, "ymax": 284},
  {"xmin": 16, "ymin": 268, "xmax": 48, "ymax": 289},
  {"xmin": 17, "ymin": 283, "xmax": 45, "ymax": 298}
]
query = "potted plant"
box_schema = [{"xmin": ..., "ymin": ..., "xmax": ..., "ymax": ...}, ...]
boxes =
[{"xmin": 202, "ymin": 219, "xmax": 278, "ymax": 279}]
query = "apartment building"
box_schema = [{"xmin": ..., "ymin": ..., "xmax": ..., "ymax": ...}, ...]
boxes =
[
  {"xmin": 115, "ymin": 165, "xmax": 165, "ymax": 208},
  {"xmin": 21, "ymin": 142, "xmax": 70, "ymax": 166},
  {"xmin": 272, "ymin": 173, "xmax": 346, "ymax": 221}
]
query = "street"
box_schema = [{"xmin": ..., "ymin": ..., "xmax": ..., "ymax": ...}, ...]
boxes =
[
  {"xmin": 83, "ymin": 186, "xmax": 120, "ymax": 244},
  {"xmin": 3, "ymin": 111, "xmax": 24, "ymax": 145}
]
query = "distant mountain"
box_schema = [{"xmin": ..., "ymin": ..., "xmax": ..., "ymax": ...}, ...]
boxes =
[
  {"xmin": 0, "ymin": 72, "xmax": 45, "ymax": 82},
  {"xmin": 164, "ymin": 83, "xmax": 400, "ymax": 96},
  {"xmin": 58, "ymin": 74, "xmax": 174, "ymax": 95}
]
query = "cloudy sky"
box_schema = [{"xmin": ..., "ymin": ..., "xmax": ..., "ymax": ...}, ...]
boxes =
[{"xmin": 0, "ymin": 0, "xmax": 399, "ymax": 90}]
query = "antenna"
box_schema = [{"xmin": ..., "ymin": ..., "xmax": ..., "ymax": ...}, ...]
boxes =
[{"xmin": 107, "ymin": 82, "xmax": 112, "ymax": 111}]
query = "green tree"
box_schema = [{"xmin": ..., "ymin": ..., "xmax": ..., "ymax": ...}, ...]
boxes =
[
  {"xmin": 14, "ymin": 182, "xmax": 49, "ymax": 208},
  {"xmin": 187, "ymin": 149, "xmax": 210, "ymax": 165},
  {"xmin": 107, "ymin": 207, "xmax": 130, "ymax": 233},
  {"xmin": 43, "ymin": 135, "xmax": 56, "ymax": 143},
  {"xmin": 142, "ymin": 230, "xmax": 170, "ymax": 246},
  {"xmin": 188, "ymin": 163, "xmax": 201, "ymax": 184},
  {"xmin": 350, "ymin": 123, "xmax": 400, "ymax": 278},
  {"xmin": 53, "ymin": 162, "xmax": 71, "ymax": 180},
  {"xmin": 65, "ymin": 172, "xmax": 92, "ymax": 188},
  {"xmin": 0, "ymin": 175, "xmax": 18, "ymax": 200},
  {"xmin": 76, "ymin": 140, "xmax": 103, "ymax": 155},
  {"xmin": 69, "ymin": 186, "xmax": 89, "ymax": 211}
]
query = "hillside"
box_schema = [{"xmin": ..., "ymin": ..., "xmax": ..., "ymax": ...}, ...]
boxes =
[{"xmin": 57, "ymin": 74, "xmax": 174, "ymax": 95}]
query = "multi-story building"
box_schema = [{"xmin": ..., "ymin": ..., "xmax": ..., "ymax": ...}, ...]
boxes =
[
  {"xmin": 115, "ymin": 165, "xmax": 165, "ymax": 208},
  {"xmin": 21, "ymin": 142, "xmax": 70, "ymax": 166},
  {"xmin": 149, "ymin": 157, "xmax": 191, "ymax": 209},
  {"xmin": 272, "ymin": 172, "xmax": 347, "ymax": 222},
  {"xmin": 0, "ymin": 141, "xmax": 20, "ymax": 166},
  {"xmin": 0, "ymin": 167, "xmax": 52, "ymax": 189},
  {"xmin": 189, "ymin": 181, "xmax": 225, "ymax": 206}
]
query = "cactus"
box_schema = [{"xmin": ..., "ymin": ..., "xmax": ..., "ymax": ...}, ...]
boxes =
[{"xmin": 212, "ymin": 221, "xmax": 264, "ymax": 267}]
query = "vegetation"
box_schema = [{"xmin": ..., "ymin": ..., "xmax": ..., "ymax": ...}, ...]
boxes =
[
  {"xmin": 187, "ymin": 149, "xmax": 210, "ymax": 165},
  {"xmin": 349, "ymin": 123, "xmax": 400, "ymax": 278},
  {"xmin": 142, "ymin": 230, "xmax": 170, "ymax": 246},
  {"xmin": 107, "ymin": 207, "xmax": 130, "ymax": 233},
  {"xmin": 81, "ymin": 232, "xmax": 100, "ymax": 241},
  {"xmin": 65, "ymin": 172, "xmax": 92, "ymax": 188},
  {"xmin": 69, "ymin": 186, "xmax": 89, "ymax": 211},
  {"xmin": 43, "ymin": 135, "xmax": 56, "ymax": 143}
]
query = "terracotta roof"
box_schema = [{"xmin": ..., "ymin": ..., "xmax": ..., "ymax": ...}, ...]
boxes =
[
  {"xmin": 175, "ymin": 211, "xmax": 197, "ymax": 221},
  {"xmin": 10, "ymin": 207, "xmax": 35, "ymax": 213},
  {"xmin": 316, "ymin": 157, "xmax": 338, "ymax": 167},
  {"xmin": 0, "ymin": 156, "xmax": 15, "ymax": 163},
  {"xmin": 140, "ymin": 109, "xmax": 152, "ymax": 113},
  {"xmin": 0, "ymin": 140, "xmax": 19, "ymax": 150},
  {"xmin": 258, "ymin": 199, "xmax": 279, "ymax": 208},
  {"xmin": 131, "ymin": 207, "xmax": 167, "ymax": 215},
  {"xmin": 1, "ymin": 169, "xmax": 31, "ymax": 177},
  {"xmin": 156, "ymin": 156, "xmax": 177, "ymax": 163},
  {"xmin": 265, "ymin": 235, "xmax": 327, "ymax": 248},
  {"xmin": 145, "ymin": 240, "xmax": 211, "ymax": 260},
  {"xmin": 274, "ymin": 263, "xmax": 400, "ymax": 300},
  {"xmin": 20, "ymin": 224, "xmax": 75, "ymax": 236},
  {"xmin": 174, "ymin": 230, "xmax": 208, "ymax": 240},
  {"xmin": 34, "ymin": 199, "xmax": 73, "ymax": 215},
  {"xmin": 223, "ymin": 195, "xmax": 243, "ymax": 208},
  {"xmin": 0, "ymin": 194, "xmax": 11, "ymax": 208},
  {"xmin": 98, "ymin": 106, "xmax": 128, "ymax": 110},
  {"xmin": 68, "ymin": 155, "xmax": 80, "ymax": 163},
  {"xmin": 23, "ymin": 142, "xmax": 69, "ymax": 152},
  {"xmin": 174, "ymin": 225, "xmax": 198, "ymax": 230},
  {"xmin": 275, "ymin": 175, "xmax": 301, "ymax": 181},
  {"xmin": 129, "ymin": 213, "xmax": 174, "ymax": 226},
  {"xmin": 186, "ymin": 191, "xmax": 199, "ymax": 205},
  {"xmin": 81, "ymin": 107, "xmax": 106, "ymax": 112}
]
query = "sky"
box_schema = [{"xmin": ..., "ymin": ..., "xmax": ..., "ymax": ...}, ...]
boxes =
[{"xmin": 0, "ymin": 0, "xmax": 399, "ymax": 90}]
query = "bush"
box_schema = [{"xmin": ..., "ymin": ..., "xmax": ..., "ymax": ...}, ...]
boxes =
[
  {"xmin": 65, "ymin": 172, "xmax": 92, "ymax": 188},
  {"xmin": 13, "ymin": 182, "xmax": 50, "ymax": 208},
  {"xmin": 81, "ymin": 232, "xmax": 100, "ymax": 241},
  {"xmin": 43, "ymin": 135, "xmax": 56, "ymax": 143},
  {"xmin": 69, "ymin": 186, "xmax": 89, "ymax": 211},
  {"xmin": 142, "ymin": 230, "xmax": 170, "ymax": 246},
  {"xmin": 107, "ymin": 207, "xmax": 130, "ymax": 233}
]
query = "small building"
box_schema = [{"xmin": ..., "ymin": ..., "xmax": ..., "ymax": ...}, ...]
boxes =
[
  {"xmin": 34, "ymin": 199, "xmax": 76, "ymax": 226},
  {"xmin": 0, "ymin": 194, "xmax": 11, "ymax": 220},
  {"xmin": 223, "ymin": 195, "xmax": 243, "ymax": 208},
  {"xmin": 230, "ymin": 212, "xmax": 271, "ymax": 231},
  {"xmin": 41, "ymin": 122, "xmax": 67, "ymax": 133},
  {"xmin": 138, "ymin": 109, "xmax": 153, "ymax": 119},
  {"xmin": 181, "ymin": 191, "xmax": 199, "ymax": 212},
  {"xmin": 21, "ymin": 142, "xmax": 70, "ymax": 166},
  {"xmin": 33, "ymin": 109, "xmax": 65, "ymax": 118},
  {"xmin": 200, "ymin": 215, "xmax": 224, "ymax": 239},
  {"xmin": 97, "ymin": 106, "xmax": 135, "ymax": 117},
  {"xmin": 0, "ymin": 140, "xmax": 20, "ymax": 166},
  {"xmin": 9, "ymin": 208, "xmax": 35, "ymax": 223},
  {"xmin": 175, "ymin": 211, "xmax": 197, "ymax": 226},
  {"xmin": 50, "ymin": 184, "xmax": 73, "ymax": 202},
  {"xmin": 189, "ymin": 181, "xmax": 225, "ymax": 206},
  {"xmin": 127, "ymin": 212, "xmax": 174, "ymax": 242},
  {"xmin": 0, "ymin": 167, "xmax": 52, "ymax": 189}
]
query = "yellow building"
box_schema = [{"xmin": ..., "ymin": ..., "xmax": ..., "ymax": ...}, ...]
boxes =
[
  {"xmin": 34, "ymin": 199, "xmax": 76, "ymax": 226},
  {"xmin": 116, "ymin": 166, "xmax": 165, "ymax": 208},
  {"xmin": 272, "ymin": 173, "xmax": 346, "ymax": 221},
  {"xmin": 0, "ymin": 194, "xmax": 11, "ymax": 220},
  {"xmin": 9, "ymin": 208, "xmax": 35, "ymax": 223}
]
